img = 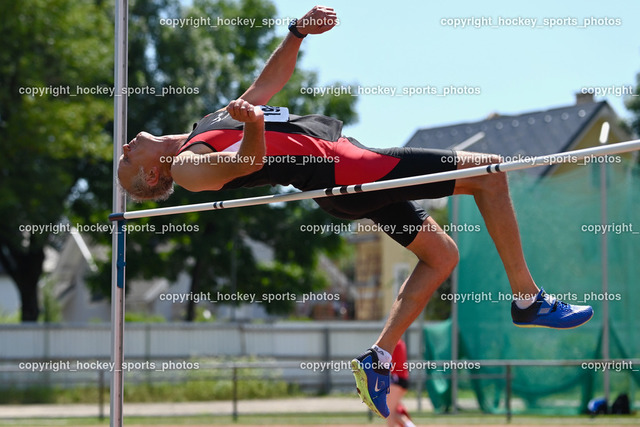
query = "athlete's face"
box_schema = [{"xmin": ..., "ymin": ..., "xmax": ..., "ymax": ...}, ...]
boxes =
[{"xmin": 117, "ymin": 131, "xmax": 163, "ymax": 188}]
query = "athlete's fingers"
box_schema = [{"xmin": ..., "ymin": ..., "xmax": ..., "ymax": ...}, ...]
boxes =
[
  {"xmin": 227, "ymin": 99, "xmax": 263, "ymax": 122},
  {"xmin": 244, "ymin": 103, "xmax": 265, "ymax": 122},
  {"xmin": 226, "ymin": 99, "xmax": 243, "ymax": 117},
  {"xmin": 240, "ymin": 100, "xmax": 254, "ymax": 119},
  {"xmin": 228, "ymin": 99, "xmax": 249, "ymax": 119},
  {"xmin": 245, "ymin": 104, "xmax": 255, "ymax": 120},
  {"xmin": 298, "ymin": 5, "xmax": 338, "ymax": 35}
]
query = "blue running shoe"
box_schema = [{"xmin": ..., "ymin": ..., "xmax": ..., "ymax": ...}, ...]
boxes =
[
  {"xmin": 351, "ymin": 348, "xmax": 390, "ymax": 418},
  {"xmin": 512, "ymin": 288, "xmax": 593, "ymax": 329}
]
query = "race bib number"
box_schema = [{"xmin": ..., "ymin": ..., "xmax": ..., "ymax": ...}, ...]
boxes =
[{"xmin": 260, "ymin": 105, "xmax": 289, "ymax": 122}]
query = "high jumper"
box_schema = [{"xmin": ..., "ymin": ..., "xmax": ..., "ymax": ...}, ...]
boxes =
[{"xmin": 117, "ymin": 5, "xmax": 595, "ymax": 418}]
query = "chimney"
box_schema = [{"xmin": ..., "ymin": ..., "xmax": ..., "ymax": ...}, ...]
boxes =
[{"xmin": 575, "ymin": 92, "xmax": 594, "ymax": 105}]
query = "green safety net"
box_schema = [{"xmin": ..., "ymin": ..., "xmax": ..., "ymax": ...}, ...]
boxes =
[{"xmin": 424, "ymin": 161, "xmax": 640, "ymax": 415}]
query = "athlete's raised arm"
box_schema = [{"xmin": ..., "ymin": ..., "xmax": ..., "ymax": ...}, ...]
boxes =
[{"xmin": 240, "ymin": 5, "xmax": 338, "ymax": 106}]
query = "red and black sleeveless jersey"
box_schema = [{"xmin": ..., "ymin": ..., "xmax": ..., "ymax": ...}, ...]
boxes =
[
  {"xmin": 391, "ymin": 339, "xmax": 409, "ymax": 380},
  {"xmin": 178, "ymin": 109, "xmax": 400, "ymax": 191}
]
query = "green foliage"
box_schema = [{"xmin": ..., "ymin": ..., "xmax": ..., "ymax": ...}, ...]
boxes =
[
  {"xmin": 121, "ymin": 376, "xmax": 294, "ymax": 402},
  {"xmin": 0, "ymin": 0, "xmax": 114, "ymax": 321},
  {"xmin": 0, "ymin": 357, "xmax": 299, "ymax": 404},
  {"xmin": 193, "ymin": 305, "xmax": 216, "ymax": 322},
  {"xmin": 0, "ymin": 310, "xmax": 20, "ymax": 324},
  {"xmin": 124, "ymin": 312, "xmax": 167, "ymax": 323},
  {"xmin": 39, "ymin": 277, "xmax": 63, "ymax": 323},
  {"xmin": 0, "ymin": 377, "xmax": 297, "ymax": 404}
]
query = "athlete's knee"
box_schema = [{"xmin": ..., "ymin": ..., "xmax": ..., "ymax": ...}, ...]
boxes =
[
  {"xmin": 440, "ymin": 239, "xmax": 459, "ymax": 276},
  {"xmin": 411, "ymin": 232, "xmax": 459, "ymax": 277},
  {"xmin": 426, "ymin": 241, "xmax": 458, "ymax": 281}
]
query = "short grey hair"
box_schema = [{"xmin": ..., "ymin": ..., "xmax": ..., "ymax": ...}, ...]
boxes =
[{"xmin": 120, "ymin": 167, "xmax": 174, "ymax": 202}]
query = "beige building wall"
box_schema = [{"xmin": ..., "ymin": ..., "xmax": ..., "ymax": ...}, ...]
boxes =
[
  {"xmin": 350, "ymin": 219, "xmax": 419, "ymax": 320},
  {"xmin": 351, "ymin": 220, "xmax": 382, "ymax": 320}
]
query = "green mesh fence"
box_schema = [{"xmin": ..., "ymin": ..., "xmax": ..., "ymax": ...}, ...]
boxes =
[{"xmin": 424, "ymin": 161, "xmax": 640, "ymax": 415}]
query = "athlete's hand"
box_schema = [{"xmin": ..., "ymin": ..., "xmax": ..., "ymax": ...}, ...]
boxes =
[
  {"xmin": 226, "ymin": 99, "xmax": 264, "ymax": 123},
  {"xmin": 296, "ymin": 6, "xmax": 338, "ymax": 35}
]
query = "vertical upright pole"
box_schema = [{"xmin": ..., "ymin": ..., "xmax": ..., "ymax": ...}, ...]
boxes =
[
  {"xmin": 448, "ymin": 133, "xmax": 483, "ymax": 414},
  {"xmin": 417, "ymin": 307, "xmax": 424, "ymax": 412},
  {"xmin": 450, "ymin": 197, "xmax": 459, "ymax": 414},
  {"xmin": 599, "ymin": 122, "xmax": 610, "ymax": 406},
  {"xmin": 505, "ymin": 364, "xmax": 512, "ymax": 423},
  {"xmin": 111, "ymin": 224, "xmax": 127, "ymax": 426},
  {"xmin": 322, "ymin": 327, "xmax": 331, "ymax": 394},
  {"xmin": 111, "ymin": 1, "xmax": 128, "ymax": 426},
  {"xmin": 231, "ymin": 235, "xmax": 237, "ymax": 322},
  {"xmin": 99, "ymin": 369, "xmax": 105, "ymax": 420},
  {"xmin": 232, "ymin": 366, "xmax": 238, "ymax": 421}
]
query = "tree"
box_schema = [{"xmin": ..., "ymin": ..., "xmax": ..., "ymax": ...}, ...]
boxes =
[
  {"xmin": 71, "ymin": 0, "xmax": 359, "ymax": 320},
  {"xmin": 0, "ymin": 0, "xmax": 114, "ymax": 321}
]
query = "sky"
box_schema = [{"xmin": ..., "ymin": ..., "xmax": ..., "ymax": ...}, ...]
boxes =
[{"xmin": 264, "ymin": 0, "xmax": 640, "ymax": 148}]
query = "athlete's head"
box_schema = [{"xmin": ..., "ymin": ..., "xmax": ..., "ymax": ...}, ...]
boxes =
[{"xmin": 117, "ymin": 131, "xmax": 174, "ymax": 202}]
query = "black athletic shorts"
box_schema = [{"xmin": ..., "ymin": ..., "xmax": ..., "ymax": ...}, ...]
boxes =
[
  {"xmin": 391, "ymin": 374, "xmax": 410, "ymax": 390},
  {"xmin": 314, "ymin": 138, "xmax": 458, "ymax": 247}
]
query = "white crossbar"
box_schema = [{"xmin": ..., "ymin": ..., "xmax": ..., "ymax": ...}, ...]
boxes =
[{"xmin": 110, "ymin": 138, "xmax": 640, "ymax": 221}]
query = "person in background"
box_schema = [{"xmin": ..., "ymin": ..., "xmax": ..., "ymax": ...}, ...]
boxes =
[{"xmin": 387, "ymin": 339, "xmax": 416, "ymax": 427}]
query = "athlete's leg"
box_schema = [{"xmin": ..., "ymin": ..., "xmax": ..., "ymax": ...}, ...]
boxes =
[
  {"xmin": 386, "ymin": 384, "xmax": 407, "ymax": 427},
  {"xmin": 348, "ymin": 148, "xmax": 591, "ymax": 418},
  {"xmin": 452, "ymin": 152, "xmax": 537, "ymax": 297},
  {"xmin": 364, "ymin": 148, "xmax": 592, "ymax": 352},
  {"xmin": 451, "ymin": 151, "xmax": 592, "ymax": 329},
  {"xmin": 351, "ymin": 203, "xmax": 457, "ymax": 419},
  {"xmin": 375, "ymin": 216, "xmax": 458, "ymax": 351}
]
